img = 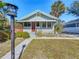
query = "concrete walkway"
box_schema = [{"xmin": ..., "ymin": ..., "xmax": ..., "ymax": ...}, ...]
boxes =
[
  {"xmin": 1, "ymin": 38, "xmax": 33, "ymax": 59},
  {"xmin": 1, "ymin": 32, "xmax": 36, "ymax": 59},
  {"xmin": 34, "ymin": 37, "xmax": 79, "ymax": 40}
]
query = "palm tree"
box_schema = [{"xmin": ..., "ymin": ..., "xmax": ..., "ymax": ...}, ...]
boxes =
[
  {"xmin": 54, "ymin": 20, "xmax": 63, "ymax": 35},
  {"xmin": 50, "ymin": 0, "xmax": 66, "ymax": 34},
  {"xmin": 50, "ymin": 0, "xmax": 67, "ymax": 17},
  {"xmin": 69, "ymin": 1, "xmax": 79, "ymax": 16}
]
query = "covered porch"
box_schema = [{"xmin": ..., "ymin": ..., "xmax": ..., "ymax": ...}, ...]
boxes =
[
  {"xmin": 22, "ymin": 21, "xmax": 56, "ymax": 32},
  {"xmin": 17, "ymin": 17, "xmax": 56, "ymax": 32},
  {"xmin": 23, "ymin": 22, "xmax": 55, "ymax": 28}
]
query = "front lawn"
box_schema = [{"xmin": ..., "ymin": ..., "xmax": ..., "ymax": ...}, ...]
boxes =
[
  {"xmin": 0, "ymin": 38, "xmax": 25, "ymax": 58},
  {"xmin": 21, "ymin": 39, "xmax": 79, "ymax": 59}
]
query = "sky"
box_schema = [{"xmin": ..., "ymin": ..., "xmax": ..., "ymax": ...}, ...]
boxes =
[{"xmin": 3, "ymin": 0, "xmax": 79, "ymax": 22}]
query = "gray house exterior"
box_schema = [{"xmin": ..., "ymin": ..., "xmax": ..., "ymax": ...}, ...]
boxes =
[{"xmin": 63, "ymin": 19, "xmax": 79, "ymax": 34}]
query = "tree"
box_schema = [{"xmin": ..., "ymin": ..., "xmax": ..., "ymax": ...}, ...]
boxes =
[
  {"xmin": 0, "ymin": 2, "xmax": 6, "ymax": 17},
  {"xmin": 0, "ymin": 2, "xmax": 8, "ymax": 30},
  {"xmin": 0, "ymin": 2, "xmax": 10, "ymax": 42},
  {"xmin": 50, "ymin": 0, "xmax": 67, "ymax": 17},
  {"xmin": 50, "ymin": 0, "xmax": 66, "ymax": 34},
  {"xmin": 0, "ymin": 2, "xmax": 6, "ymax": 8},
  {"xmin": 69, "ymin": 1, "xmax": 79, "ymax": 16}
]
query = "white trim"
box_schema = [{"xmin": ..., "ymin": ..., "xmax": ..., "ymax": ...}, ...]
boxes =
[
  {"xmin": 17, "ymin": 20, "xmax": 56, "ymax": 22},
  {"xmin": 17, "ymin": 17, "xmax": 56, "ymax": 22}
]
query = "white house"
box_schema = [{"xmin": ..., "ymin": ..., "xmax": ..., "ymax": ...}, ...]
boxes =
[{"xmin": 16, "ymin": 10, "xmax": 58, "ymax": 32}]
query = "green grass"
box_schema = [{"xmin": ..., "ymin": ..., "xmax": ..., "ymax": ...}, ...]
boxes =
[
  {"xmin": 0, "ymin": 38, "xmax": 25, "ymax": 58},
  {"xmin": 21, "ymin": 39, "xmax": 79, "ymax": 59}
]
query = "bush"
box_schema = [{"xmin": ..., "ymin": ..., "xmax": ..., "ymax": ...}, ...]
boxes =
[
  {"xmin": 35, "ymin": 31, "xmax": 44, "ymax": 37},
  {"xmin": 5, "ymin": 31, "xmax": 10, "ymax": 39},
  {"xmin": 0, "ymin": 31, "xmax": 9, "ymax": 42},
  {"xmin": 15, "ymin": 32, "xmax": 30, "ymax": 39}
]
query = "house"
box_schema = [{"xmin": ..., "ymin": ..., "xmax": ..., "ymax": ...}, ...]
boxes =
[
  {"xmin": 63, "ymin": 18, "xmax": 79, "ymax": 34},
  {"xmin": 15, "ymin": 10, "xmax": 58, "ymax": 33}
]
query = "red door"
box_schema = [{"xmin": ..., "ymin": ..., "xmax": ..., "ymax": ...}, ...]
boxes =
[{"xmin": 31, "ymin": 22, "xmax": 36, "ymax": 32}]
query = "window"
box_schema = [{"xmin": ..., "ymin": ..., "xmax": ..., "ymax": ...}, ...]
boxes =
[
  {"xmin": 64, "ymin": 23, "xmax": 76, "ymax": 28},
  {"xmin": 24, "ymin": 22, "xmax": 31, "ymax": 27},
  {"xmin": 36, "ymin": 22, "xmax": 40, "ymax": 27},
  {"xmin": 47, "ymin": 22, "xmax": 51, "ymax": 28},
  {"xmin": 42, "ymin": 22, "xmax": 46, "ymax": 28}
]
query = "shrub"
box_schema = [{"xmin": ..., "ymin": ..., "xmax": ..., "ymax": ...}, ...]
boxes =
[
  {"xmin": 15, "ymin": 32, "xmax": 30, "ymax": 39},
  {"xmin": 0, "ymin": 31, "xmax": 9, "ymax": 42},
  {"xmin": 5, "ymin": 31, "xmax": 11, "ymax": 39}
]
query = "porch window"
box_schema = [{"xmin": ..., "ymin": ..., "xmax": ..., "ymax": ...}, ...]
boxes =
[
  {"xmin": 47, "ymin": 22, "xmax": 51, "ymax": 28},
  {"xmin": 36, "ymin": 22, "xmax": 40, "ymax": 27},
  {"xmin": 24, "ymin": 22, "xmax": 31, "ymax": 27},
  {"xmin": 76, "ymin": 23, "xmax": 79, "ymax": 27},
  {"xmin": 42, "ymin": 22, "xmax": 46, "ymax": 28}
]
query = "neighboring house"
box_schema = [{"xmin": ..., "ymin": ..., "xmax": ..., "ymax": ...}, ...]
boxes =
[
  {"xmin": 63, "ymin": 19, "xmax": 79, "ymax": 34},
  {"xmin": 15, "ymin": 10, "xmax": 58, "ymax": 33}
]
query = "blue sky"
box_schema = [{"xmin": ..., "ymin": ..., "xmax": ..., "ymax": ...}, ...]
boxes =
[{"xmin": 4, "ymin": 0, "xmax": 79, "ymax": 22}]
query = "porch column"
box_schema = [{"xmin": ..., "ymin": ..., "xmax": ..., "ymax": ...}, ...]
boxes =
[
  {"xmin": 53, "ymin": 25, "xmax": 54, "ymax": 34},
  {"xmin": 51, "ymin": 22, "xmax": 52, "ymax": 28},
  {"xmin": 22, "ymin": 22, "xmax": 24, "ymax": 32},
  {"xmin": 75, "ymin": 23, "xmax": 78, "ymax": 31},
  {"xmin": 22, "ymin": 23, "xmax": 23, "ymax": 31}
]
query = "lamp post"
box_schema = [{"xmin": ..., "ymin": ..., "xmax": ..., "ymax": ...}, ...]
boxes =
[{"xmin": 4, "ymin": 3, "xmax": 18, "ymax": 59}]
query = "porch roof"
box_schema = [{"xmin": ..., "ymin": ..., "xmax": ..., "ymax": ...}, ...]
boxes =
[{"xmin": 17, "ymin": 17, "xmax": 56, "ymax": 22}]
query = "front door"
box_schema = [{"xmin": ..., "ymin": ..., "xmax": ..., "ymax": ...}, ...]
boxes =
[{"xmin": 31, "ymin": 22, "xmax": 36, "ymax": 32}]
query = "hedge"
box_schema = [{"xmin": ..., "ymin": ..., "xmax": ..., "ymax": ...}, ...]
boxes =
[
  {"xmin": 0, "ymin": 31, "xmax": 30, "ymax": 42},
  {"xmin": 15, "ymin": 32, "xmax": 30, "ymax": 39},
  {"xmin": 0, "ymin": 31, "xmax": 10, "ymax": 42}
]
